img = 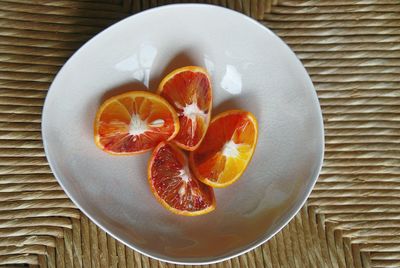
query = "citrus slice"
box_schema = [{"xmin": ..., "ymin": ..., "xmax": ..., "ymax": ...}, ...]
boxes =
[
  {"xmin": 148, "ymin": 142, "xmax": 216, "ymax": 216},
  {"xmin": 190, "ymin": 110, "xmax": 258, "ymax": 188},
  {"xmin": 94, "ymin": 91, "xmax": 179, "ymax": 155},
  {"xmin": 157, "ymin": 66, "xmax": 212, "ymax": 151}
]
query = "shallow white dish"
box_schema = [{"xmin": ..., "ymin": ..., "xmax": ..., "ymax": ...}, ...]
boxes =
[{"xmin": 42, "ymin": 4, "xmax": 324, "ymax": 265}]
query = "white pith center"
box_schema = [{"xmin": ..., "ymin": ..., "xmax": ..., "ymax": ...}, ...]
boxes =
[
  {"xmin": 178, "ymin": 168, "xmax": 191, "ymax": 198},
  {"xmin": 222, "ymin": 140, "xmax": 240, "ymax": 158},
  {"xmin": 182, "ymin": 103, "xmax": 206, "ymax": 138},
  {"xmin": 178, "ymin": 185, "xmax": 186, "ymax": 198},
  {"xmin": 183, "ymin": 102, "xmax": 205, "ymax": 119},
  {"xmin": 128, "ymin": 114, "xmax": 148, "ymax": 136},
  {"xmin": 179, "ymin": 168, "xmax": 190, "ymax": 183},
  {"xmin": 128, "ymin": 115, "xmax": 165, "ymax": 136}
]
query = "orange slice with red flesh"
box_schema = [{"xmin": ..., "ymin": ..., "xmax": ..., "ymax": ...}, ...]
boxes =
[
  {"xmin": 190, "ymin": 110, "xmax": 258, "ymax": 188},
  {"xmin": 157, "ymin": 66, "xmax": 212, "ymax": 151},
  {"xmin": 94, "ymin": 91, "xmax": 179, "ymax": 155},
  {"xmin": 148, "ymin": 142, "xmax": 216, "ymax": 216}
]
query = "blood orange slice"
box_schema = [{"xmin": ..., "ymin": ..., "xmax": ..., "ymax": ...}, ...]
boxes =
[
  {"xmin": 190, "ymin": 110, "xmax": 258, "ymax": 188},
  {"xmin": 94, "ymin": 91, "xmax": 179, "ymax": 155},
  {"xmin": 157, "ymin": 66, "xmax": 212, "ymax": 151},
  {"xmin": 148, "ymin": 142, "xmax": 216, "ymax": 216}
]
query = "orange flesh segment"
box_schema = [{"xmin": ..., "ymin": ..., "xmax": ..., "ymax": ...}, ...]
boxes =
[
  {"xmin": 149, "ymin": 142, "xmax": 215, "ymax": 215},
  {"xmin": 159, "ymin": 67, "xmax": 212, "ymax": 150},
  {"xmin": 190, "ymin": 111, "xmax": 257, "ymax": 186},
  {"xmin": 95, "ymin": 92, "xmax": 178, "ymax": 154}
]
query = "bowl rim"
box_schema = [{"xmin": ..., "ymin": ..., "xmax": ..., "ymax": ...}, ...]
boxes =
[{"xmin": 42, "ymin": 3, "xmax": 325, "ymax": 265}]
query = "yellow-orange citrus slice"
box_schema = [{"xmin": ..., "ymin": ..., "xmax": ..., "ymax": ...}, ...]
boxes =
[
  {"xmin": 94, "ymin": 91, "xmax": 179, "ymax": 155},
  {"xmin": 190, "ymin": 110, "xmax": 258, "ymax": 188},
  {"xmin": 148, "ymin": 142, "xmax": 216, "ymax": 216},
  {"xmin": 157, "ymin": 66, "xmax": 212, "ymax": 151}
]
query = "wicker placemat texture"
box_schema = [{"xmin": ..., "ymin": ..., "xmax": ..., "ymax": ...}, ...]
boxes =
[{"xmin": 0, "ymin": 0, "xmax": 399, "ymax": 267}]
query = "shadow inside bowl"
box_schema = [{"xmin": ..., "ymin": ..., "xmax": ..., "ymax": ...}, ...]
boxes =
[
  {"xmin": 149, "ymin": 49, "xmax": 199, "ymax": 90},
  {"xmin": 100, "ymin": 80, "xmax": 149, "ymax": 103}
]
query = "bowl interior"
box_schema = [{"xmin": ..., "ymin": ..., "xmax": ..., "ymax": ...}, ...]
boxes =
[{"xmin": 43, "ymin": 4, "xmax": 324, "ymax": 264}]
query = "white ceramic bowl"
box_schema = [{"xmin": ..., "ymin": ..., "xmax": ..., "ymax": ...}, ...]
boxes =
[{"xmin": 42, "ymin": 4, "xmax": 324, "ymax": 265}]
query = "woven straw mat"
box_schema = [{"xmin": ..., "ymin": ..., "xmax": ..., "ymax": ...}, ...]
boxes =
[{"xmin": 1, "ymin": 0, "xmax": 400, "ymax": 267}]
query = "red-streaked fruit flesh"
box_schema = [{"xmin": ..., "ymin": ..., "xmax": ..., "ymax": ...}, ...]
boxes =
[
  {"xmin": 190, "ymin": 110, "xmax": 258, "ymax": 188},
  {"xmin": 94, "ymin": 91, "xmax": 179, "ymax": 155},
  {"xmin": 158, "ymin": 66, "xmax": 212, "ymax": 151},
  {"xmin": 148, "ymin": 142, "xmax": 216, "ymax": 216}
]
